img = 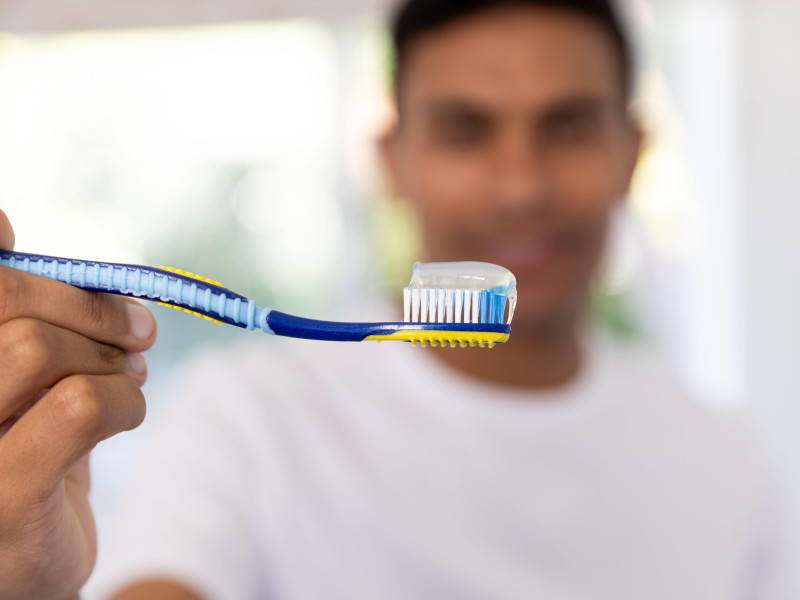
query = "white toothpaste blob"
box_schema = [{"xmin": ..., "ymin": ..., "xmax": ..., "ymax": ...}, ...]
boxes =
[{"xmin": 407, "ymin": 261, "xmax": 517, "ymax": 324}]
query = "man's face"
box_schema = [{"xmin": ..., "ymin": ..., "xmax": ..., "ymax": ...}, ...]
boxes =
[{"xmin": 383, "ymin": 6, "xmax": 640, "ymax": 330}]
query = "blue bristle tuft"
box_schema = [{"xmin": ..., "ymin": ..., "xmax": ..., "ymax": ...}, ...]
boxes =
[{"xmin": 480, "ymin": 290, "xmax": 488, "ymax": 324}]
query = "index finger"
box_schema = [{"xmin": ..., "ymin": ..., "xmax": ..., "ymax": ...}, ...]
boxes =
[
  {"xmin": 0, "ymin": 209, "xmax": 15, "ymax": 251},
  {"xmin": 0, "ymin": 267, "xmax": 157, "ymax": 353}
]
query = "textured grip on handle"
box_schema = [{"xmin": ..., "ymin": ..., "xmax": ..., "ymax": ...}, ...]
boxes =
[{"xmin": 0, "ymin": 251, "xmax": 256, "ymax": 329}]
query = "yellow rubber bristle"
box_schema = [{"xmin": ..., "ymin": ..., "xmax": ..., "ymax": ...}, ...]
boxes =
[
  {"xmin": 365, "ymin": 330, "xmax": 509, "ymax": 347},
  {"xmin": 156, "ymin": 302, "xmax": 224, "ymax": 325},
  {"xmin": 153, "ymin": 267, "xmax": 228, "ymax": 326},
  {"xmin": 157, "ymin": 266, "xmax": 224, "ymax": 287}
]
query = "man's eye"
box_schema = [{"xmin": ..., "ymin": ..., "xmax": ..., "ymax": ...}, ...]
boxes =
[
  {"xmin": 436, "ymin": 121, "xmax": 488, "ymax": 147},
  {"xmin": 541, "ymin": 115, "xmax": 600, "ymax": 146}
]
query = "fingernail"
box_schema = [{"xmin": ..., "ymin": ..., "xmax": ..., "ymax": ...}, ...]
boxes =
[
  {"xmin": 127, "ymin": 303, "xmax": 155, "ymax": 341},
  {"xmin": 127, "ymin": 352, "xmax": 147, "ymax": 376}
]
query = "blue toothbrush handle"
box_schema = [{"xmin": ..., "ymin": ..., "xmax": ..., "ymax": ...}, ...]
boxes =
[{"xmin": 0, "ymin": 251, "xmax": 255, "ymax": 328}]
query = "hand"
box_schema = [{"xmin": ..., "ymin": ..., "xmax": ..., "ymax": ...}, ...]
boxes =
[{"xmin": 0, "ymin": 209, "xmax": 157, "ymax": 599}]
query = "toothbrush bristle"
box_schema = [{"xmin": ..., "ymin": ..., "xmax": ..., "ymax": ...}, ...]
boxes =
[
  {"xmin": 445, "ymin": 289, "xmax": 454, "ymax": 323},
  {"xmin": 403, "ymin": 287, "xmax": 511, "ymax": 326},
  {"xmin": 400, "ymin": 262, "xmax": 515, "ymax": 347}
]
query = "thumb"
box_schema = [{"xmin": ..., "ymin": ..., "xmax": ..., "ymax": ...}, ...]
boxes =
[{"xmin": 0, "ymin": 209, "xmax": 16, "ymax": 251}]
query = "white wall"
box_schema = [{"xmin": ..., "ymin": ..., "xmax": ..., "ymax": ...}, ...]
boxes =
[
  {"xmin": 0, "ymin": 0, "xmax": 391, "ymax": 32},
  {"xmin": 647, "ymin": 0, "xmax": 800, "ymax": 487},
  {"xmin": 646, "ymin": 0, "xmax": 746, "ymax": 405},
  {"xmin": 741, "ymin": 0, "xmax": 800, "ymax": 475}
]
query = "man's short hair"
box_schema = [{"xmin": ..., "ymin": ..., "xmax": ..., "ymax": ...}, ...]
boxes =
[{"xmin": 390, "ymin": 0, "xmax": 633, "ymax": 102}]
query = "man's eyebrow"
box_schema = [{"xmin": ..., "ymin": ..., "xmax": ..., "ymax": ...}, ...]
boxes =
[
  {"xmin": 538, "ymin": 95, "xmax": 620, "ymax": 120},
  {"xmin": 417, "ymin": 99, "xmax": 496, "ymax": 120},
  {"xmin": 411, "ymin": 94, "xmax": 621, "ymax": 123}
]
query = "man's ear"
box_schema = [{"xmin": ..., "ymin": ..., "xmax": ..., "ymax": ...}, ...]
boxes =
[
  {"xmin": 622, "ymin": 119, "xmax": 644, "ymax": 196},
  {"xmin": 377, "ymin": 119, "xmax": 405, "ymax": 201}
]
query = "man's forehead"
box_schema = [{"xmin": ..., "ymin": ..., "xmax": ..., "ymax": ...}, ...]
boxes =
[{"xmin": 398, "ymin": 6, "xmax": 623, "ymax": 113}]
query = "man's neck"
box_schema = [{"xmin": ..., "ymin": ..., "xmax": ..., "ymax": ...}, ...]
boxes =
[{"xmin": 429, "ymin": 320, "xmax": 582, "ymax": 390}]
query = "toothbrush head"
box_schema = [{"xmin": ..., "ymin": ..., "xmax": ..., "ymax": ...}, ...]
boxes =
[
  {"xmin": 403, "ymin": 261, "xmax": 517, "ymax": 325},
  {"xmin": 365, "ymin": 261, "xmax": 516, "ymax": 348}
]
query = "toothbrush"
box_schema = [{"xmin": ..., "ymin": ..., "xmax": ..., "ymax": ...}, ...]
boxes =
[{"xmin": 0, "ymin": 251, "xmax": 515, "ymax": 348}]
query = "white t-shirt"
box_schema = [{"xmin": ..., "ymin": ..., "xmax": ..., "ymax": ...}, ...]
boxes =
[{"xmin": 91, "ymin": 335, "xmax": 798, "ymax": 600}]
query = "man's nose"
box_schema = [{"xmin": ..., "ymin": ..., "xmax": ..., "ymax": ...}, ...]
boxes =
[{"xmin": 490, "ymin": 132, "xmax": 552, "ymax": 214}]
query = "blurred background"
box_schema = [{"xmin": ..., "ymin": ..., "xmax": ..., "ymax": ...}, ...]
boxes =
[{"xmin": 0, "ymin": 0, "xmax": 796, "ymax": 592}]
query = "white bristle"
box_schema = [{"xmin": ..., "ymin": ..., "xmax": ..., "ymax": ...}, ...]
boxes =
[
  {"xmin": 445, "ymin": 290, "xmax": 454, "ymax": 323},
  {"xmin": 405, "ymin": 283, "xmax": 509, "ymax": 326},
  {"xmin": 403, "ymin": 262, "xmax": 517, "ymax": 334}
]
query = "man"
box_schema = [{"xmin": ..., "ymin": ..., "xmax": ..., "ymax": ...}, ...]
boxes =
[{"xmin": 1, "ymin": 0, "xmax": 796, "ymax": 598}]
